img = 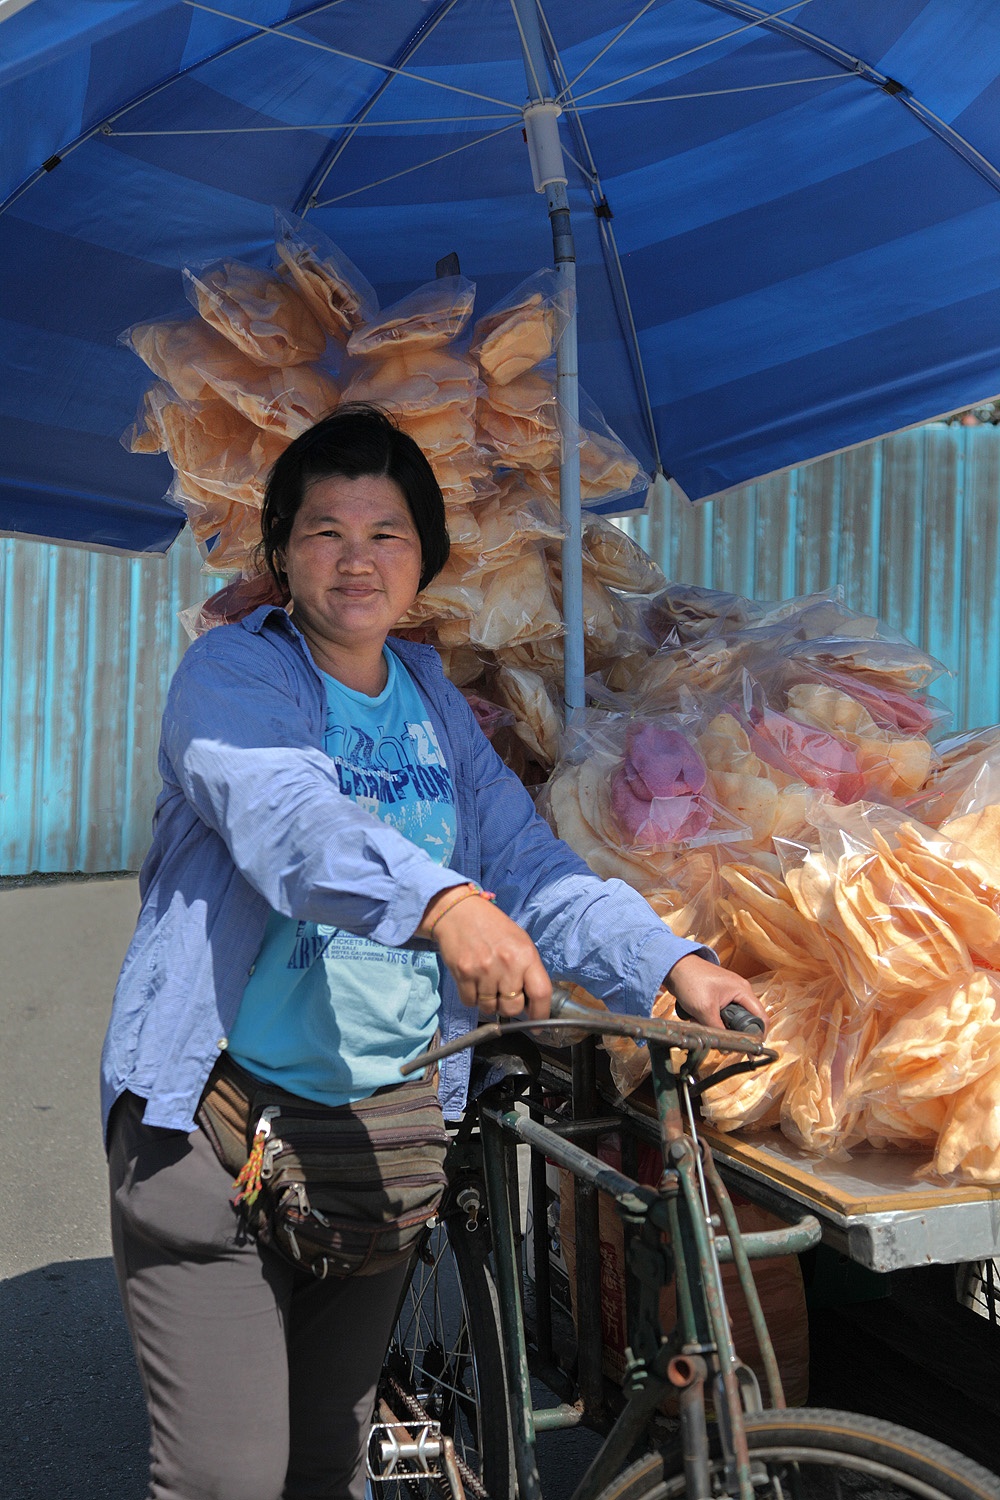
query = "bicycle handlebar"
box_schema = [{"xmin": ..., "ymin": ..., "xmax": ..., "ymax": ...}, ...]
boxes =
[{"xmin": 401, "ymin": 989, "xmax": 776, "ymax": 1076}]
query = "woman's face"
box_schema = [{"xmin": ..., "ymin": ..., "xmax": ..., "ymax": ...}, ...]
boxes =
[{"xmin": 279, "ymin": 474, "xmax": 423, "ymax": 663}]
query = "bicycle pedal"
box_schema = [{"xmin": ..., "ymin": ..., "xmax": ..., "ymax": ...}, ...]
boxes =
[{"xmin": 368, "ymin": 1419, "xmax": 444, "ymax": 1480}]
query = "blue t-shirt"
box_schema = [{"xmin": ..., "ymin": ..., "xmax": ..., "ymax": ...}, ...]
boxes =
[{"xmin": 228, "ymin": 649, "xmax": 457, "ymax": 1103}]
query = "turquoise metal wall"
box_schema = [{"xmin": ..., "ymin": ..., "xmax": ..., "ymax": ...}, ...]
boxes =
[
  {"xmin": 0, "ymin": 530, "xmax": 219, "ymax": 876},
  {"xmin": 622, "ymin": 423, "xmax": 1000, "ymax": 734},
  {"xmin": 2, "ymin": 424, "xmax": 999, "ymax": 875}
]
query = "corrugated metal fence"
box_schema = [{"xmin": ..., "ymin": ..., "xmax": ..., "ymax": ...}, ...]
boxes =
[
  {"xmin": 2, "ymin": 423, "xmax": 999, "ymax": 875},
  {"xmin": 0, "ymin": 530, "xmax": 217, "ymax": 875},
  {"xmin": 622, "ymin": 423, "xmax": 1000, "ymax": 733}
]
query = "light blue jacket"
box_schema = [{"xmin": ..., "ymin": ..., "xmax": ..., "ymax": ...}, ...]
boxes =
[{"xmin": 101, "ymin": 606, "xmax": 709, "ymax": 1136}]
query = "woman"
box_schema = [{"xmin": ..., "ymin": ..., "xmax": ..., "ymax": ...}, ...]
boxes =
[{"xmin": 103, "ymin": 405, "xmax": 764, "ymax": 1500}]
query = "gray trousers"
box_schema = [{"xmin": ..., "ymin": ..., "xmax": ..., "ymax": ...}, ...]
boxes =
[{"xmin": 108, "ymin": 1091, "xmax": 411, "ymax": 1500}]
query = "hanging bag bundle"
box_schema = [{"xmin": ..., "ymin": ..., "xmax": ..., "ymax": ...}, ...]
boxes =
[{"xmin": 197, "ymin": 1052, "xmax": 448, "ymax": 1279}]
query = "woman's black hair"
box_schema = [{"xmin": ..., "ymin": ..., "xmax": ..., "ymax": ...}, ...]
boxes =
[{"xmin": 259, "ymin": 404, "xmax": 450, "ymax": 592}]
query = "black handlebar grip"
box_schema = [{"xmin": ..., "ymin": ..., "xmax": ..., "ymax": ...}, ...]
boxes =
[
  {"xmin": 676, "ymin": 999, "xmax": 765, "ymax": 1036},
  {"xmin": 719, "ymin": 1001, "xmax": 765, "ymax": 1035}
]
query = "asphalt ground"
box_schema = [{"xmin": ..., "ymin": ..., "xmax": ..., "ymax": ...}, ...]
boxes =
[
  {"xmin": 1, "ymin": 875, "xmax": 148, "ymax": 1500},
  {"xmin": 0, "ymin": 874, "xmax": 600, "ymax": 1500}
]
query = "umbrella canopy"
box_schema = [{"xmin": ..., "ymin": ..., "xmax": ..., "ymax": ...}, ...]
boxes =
[{"xmin": 3, "ymin": 0, "xmax": 1000, "ymax": 553}]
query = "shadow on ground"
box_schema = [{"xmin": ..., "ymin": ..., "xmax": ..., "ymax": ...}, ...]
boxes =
[{"xmin": 1, "ymin": 1256, "xmax": 147, "ymax": 1500}]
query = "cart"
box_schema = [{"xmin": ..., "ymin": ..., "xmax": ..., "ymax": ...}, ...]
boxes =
[{"xmin": 524, "ymin": 1034, "xmax": 1000, "ymax": 1478}]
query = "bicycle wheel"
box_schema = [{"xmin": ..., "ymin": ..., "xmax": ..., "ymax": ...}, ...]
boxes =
[
  {"xmin": 593, "ymin": 1408, "xmax": 1000, "ymax": 1500},
  {"xmin": 373, "ymin": 1212, "xmax": 515, "ymax": 1500}
]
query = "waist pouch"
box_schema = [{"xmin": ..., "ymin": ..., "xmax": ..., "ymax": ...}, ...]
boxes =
[{"xmin": 197, "ymin": 1052, "xmax": 448, "ymax": 1279}]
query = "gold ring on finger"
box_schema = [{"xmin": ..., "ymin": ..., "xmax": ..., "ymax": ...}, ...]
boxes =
[{"xmin": 503, "ymin": 990, "xmax": 524, "ymax": 999}]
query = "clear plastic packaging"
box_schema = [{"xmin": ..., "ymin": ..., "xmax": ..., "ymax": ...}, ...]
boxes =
[
  {"xmin": 845, "ymin": 971, "xmax": 1000, "ymax": 1108},
  {"xmin": 469, "ymin": 268, "xmax": 573, "ymax": 386},
  {"xmin": 470, "ymin": 544, "xmax": 563, "ymax": 651},
  {"xmin": 583, "ymin": 517, "xmax": 665, "ymax": 594},
  {"xmin": 178, "ymin": 568, "xmax": 288, "ymax": 639},
  {"xmin": 396, "ymin": 555, "xmax": 484, "ymax": 632},
  {"xmin": 716, "ymin": 858, "xmax": 829, "ymax": 979},
  {"xmin": 177, "ymin": 491, "xmax": 263, "ymax": 574},
  {"xmin": 699, "ymin": 974, "xmax": 839, "ymax": 1133},
  {"xmin": 778, "ymin": 800, "xmax": 976, "ymax": 1020},
  {"xmin": 786, "ymin": 660, "xmax": 948, "ymax": 736},
  {"xmin": 638, "ymin": 581, "xmax": 766, "ymax": 645},
  {"xmin": 908, "ymin": 729, "xmax": 1000, "ymax": 828},
  {"xmin": 131, "ymin": 385, "xmax": 287, "ymax": 509},
  {"xmin": 397, "ymin": 404, "xmax": 478, "ymax": 459},
  {"xmin": 784, "ymin": 634, "xmax": 947, "ymax": 693},
  {"xmin": 120, "ymin": 315, "xmax": 266, "ymax": 403},
  {"xmin": 477, "ymin": 362, "xmax": 561, "ymax": 471},
  {"xmin": 493, "ymin": 665, "xmax": 562, "ymax": 769},
  {"xmin": 274, "ymin": 207, "xmax": 378, "ymax": 338},
  {"xmin": 545, "ymin": 712, "xmax": 752, "ymax": 873},
  {"xmin": 547, "ymin": 554, "xmax": 620, "ymax": 657},
  {"xmin": 573, "ymin": 392, "xmax": 645, "ymax": 506},
  {"xmin": 183, "ymin": 259, "xmax": 328, "ymax": 366},
  {"xmin": 930, "ymin": 1059, "xmax": 1000, "ymax": 1181},
  {"xmin": 743, "ymin": 700, "xmax": 864, "ymax": 804},
  {"xmin": 194, "ymin": 358, "xmax": 341, "ymax": 440},
  {"xmin": 777, "ymin": 987, "xmax": 871, "ymax": 1155},
  {"xmin": 467, "ymin": 482, "xmax": 564, "ymax": 571},
  {"xmin": 347, "ymin": 275, "xmax": 476, "ymax": 357},
  {"xmin": 459, "ymin": 689, "xmax": 516, "ymax": 741},
  {"xmin": 343, "ymin": 346, "xmax": 479, "ymax": 420},
  {"xmin": 493, "ymin": 635, "xmax": 565, "ymax": 683}
]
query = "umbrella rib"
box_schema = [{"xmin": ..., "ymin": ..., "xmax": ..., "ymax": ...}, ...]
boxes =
[
  {"xmin": 183, "ymin": 0, "xmax": 519, "ymax": 108},
  {"xmin": 109, "ymin": 114, "xmax": 513, "ymax": 136},
  {"xmin": 311, "ymin": 122, "xmax": 522, "ymax": 207},
  {"xmin": 1, "ymin": 0, "xmax": 313, "ymax": 215},
  {"xmin": 302, "ymin": 0, "xmax": 472, "ymax": 212},
  {"xmin": 698, "ymin": 0, "xmax": 1000, "ymax": 195},
  {"xmin": 0, "ymin": 0, "xmax": 390, "ymax": 214},
  {"xmin": 902, "ymin": 96, "xmax": 1000, "ymax": 194},
  {"xmin": 560, "ymin": 0, "xmax": 660, "ymax": 99},
  {"xmin": 565, "ymin": 0, "xmax": 819, "ymax": 105},
  {"xmin": 570, "ymin": 73, "xmax": 844, "ymax": 109}
]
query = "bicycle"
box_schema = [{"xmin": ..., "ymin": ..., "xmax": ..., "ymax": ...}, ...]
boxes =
[{"xmin": 369, "ymin": 993, "xmax": 1000, "ymax": 1500}]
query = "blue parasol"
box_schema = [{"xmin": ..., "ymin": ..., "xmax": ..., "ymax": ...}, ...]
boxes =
[{"xmin": 3, "ymin": 0, "xmax": 1000, "ymax": 698}]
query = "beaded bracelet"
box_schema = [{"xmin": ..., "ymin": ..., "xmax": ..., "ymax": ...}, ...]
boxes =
[{"xmin": 425, "ymin": 883, "xmax": 496, "ymax": 939}]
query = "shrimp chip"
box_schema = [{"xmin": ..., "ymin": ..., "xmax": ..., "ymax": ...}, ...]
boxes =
[
  {"xmin": 275, "ymin": 209, "xmax": 377, "ymax": 336},
  {"xmin": 847, "ymin": 971, "xmax": 1000, "ymax": 1105},
  {"xmin": 719, "ymin": 864, "xmax": 827, "ymax": 976},
  {"xmin": 932, "ymin": 1061, "xmax": 1000, "ymax": 1181},
  {"xmin": 348, "ymin": 276, "xmax": 476, "ymax": 356},
  {"xmin": 494, "ymin": 665, "xmax": 562, "ymax": 768},
  {"xmin": 184, "ymin": 260, "xmax": 327, "ymax": 366},
  {"xmin": 583, "ymin": 518, "xmax": 665, "ymax": 594},
  {"xmin": 124, "ymin": 316, "xmax": 265, "ymax": 403},
  {"xmin": 939, "ymin": 804, "xmax": 1000, "ymax": 873},
  {"xmin": 470, "ymin": 548, "xmax": 562, "ymax": 650},
  {"xmin": 472, "ymin": 292, "xmax": 558, "ymax": 385}
]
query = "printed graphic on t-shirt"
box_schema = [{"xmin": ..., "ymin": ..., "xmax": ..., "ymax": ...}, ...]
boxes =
[
  {"xmin": 324, "ymin": 714, "xmax": 456, "ymax": 858},
  {"xmin": 309, "ymin": 679, "xmax": 457, "ymax": 974},
  {"xmin": 287, "ymin": 923, "xmax": 411, "ymax": 969}
]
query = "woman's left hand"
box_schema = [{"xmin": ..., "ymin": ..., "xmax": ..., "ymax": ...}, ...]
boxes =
[{"xmin": 661, "ymin": 953, "xmax": 768, "ymax": 1034}]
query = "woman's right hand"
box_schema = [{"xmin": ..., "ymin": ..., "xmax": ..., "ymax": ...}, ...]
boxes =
[{"xmin": 417, "ymin": 888, "xmax": 552, "ymax": 1020}]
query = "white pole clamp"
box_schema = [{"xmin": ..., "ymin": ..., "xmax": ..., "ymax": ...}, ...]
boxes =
[{"xmin": 522, "ymin": 100, "xmax": 567, "ymax": 193}]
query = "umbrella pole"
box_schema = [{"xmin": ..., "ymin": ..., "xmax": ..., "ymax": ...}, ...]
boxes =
[{"xmin": 513, "ymin": 0, "xmax": 585, "ymax": 721}]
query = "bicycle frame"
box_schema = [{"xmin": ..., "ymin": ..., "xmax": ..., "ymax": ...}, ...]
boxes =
[{"xmin": 405, "ymin": 1005, "xmax": 822, "ymax": 1500}]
